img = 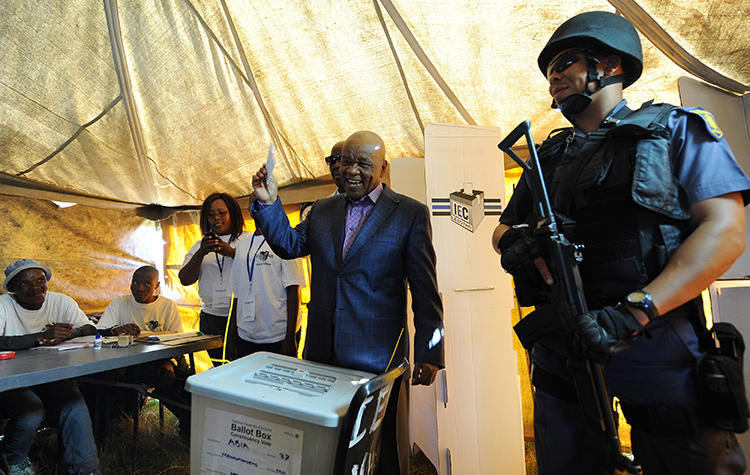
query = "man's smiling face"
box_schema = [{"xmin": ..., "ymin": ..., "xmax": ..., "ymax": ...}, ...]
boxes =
[
  {"xmin": 340, "ymin": 137, "xmax": 386, "ymax": 200},
  {"xmin": 547, "ymin": 49, "xmax": 589, "ymax": 108},
  {"xmin": 10, "ymin": 268, "xmax": 48, "ymax": 310}
]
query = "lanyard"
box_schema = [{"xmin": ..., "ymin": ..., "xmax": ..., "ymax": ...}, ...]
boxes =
[
  {"xmin": 245, "ymin": 234, "xmax": 267, "ymax": 283},
  {"xmin": 213, "ymin": 234, "xmax": 235, "ymax": 277},
  {"xmin": 215, "ymin": 252, "xmax": 225, "ymax": 276}
]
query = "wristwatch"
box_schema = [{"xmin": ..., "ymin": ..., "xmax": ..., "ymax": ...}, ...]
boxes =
[{"xmin": 625, "ymin": 290, "xmax": 659, "ymax": 321}]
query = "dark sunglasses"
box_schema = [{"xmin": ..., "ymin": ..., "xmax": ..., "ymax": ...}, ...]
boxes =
[
  {"xmin": 325, "ymin": 154, "xmax": 341, "ymax": 166},
  {"xmin": 546, "ymin": 49, "xmax": 586, "ymax": 78}
]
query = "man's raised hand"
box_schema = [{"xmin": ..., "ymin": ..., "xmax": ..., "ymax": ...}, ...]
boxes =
[{"xmin": 252, "ymin": 164, "xmax": 278, "ymax": 204}]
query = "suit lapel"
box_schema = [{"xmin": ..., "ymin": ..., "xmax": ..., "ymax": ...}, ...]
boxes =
[
  {"xmin": 330, "ymin": 195, "xmax": 347, "ymax": 268},
  {"xmin": 342, "ymin": 185, "xmax": 399, "ymax": 265}
]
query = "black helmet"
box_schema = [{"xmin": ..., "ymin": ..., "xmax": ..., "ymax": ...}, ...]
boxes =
[{"xmin": 538, "ymin": 11, "xmax": 643, "ymax": 88}]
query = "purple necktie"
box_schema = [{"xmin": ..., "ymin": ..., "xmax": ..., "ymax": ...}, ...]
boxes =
[{"xmin": 343, "ymin": 196, "xmax": 375, "ymax": 258}]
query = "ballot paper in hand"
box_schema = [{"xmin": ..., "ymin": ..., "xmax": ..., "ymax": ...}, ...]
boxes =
[{"xmin": 266, "ymin": 143, "xmax": 276, "ymax": 185}]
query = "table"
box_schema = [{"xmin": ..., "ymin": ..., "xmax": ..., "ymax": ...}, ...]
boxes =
[{"xmin": 0, "ymin": 335, "xmax": 222, "ymax": 393}]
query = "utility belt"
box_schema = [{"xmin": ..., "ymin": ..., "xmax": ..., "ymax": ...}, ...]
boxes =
[{"xmin": 515, "ymin": 299, "xmax": 696, "ymax": 350}]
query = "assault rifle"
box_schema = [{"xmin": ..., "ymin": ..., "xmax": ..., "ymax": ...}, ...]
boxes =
[{"xmin": 498, "ymin": 120, "xmax": 641, "ymax": 474}]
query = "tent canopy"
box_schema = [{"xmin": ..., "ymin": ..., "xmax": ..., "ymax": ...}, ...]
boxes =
[{"xmin": 2, "ymin": 0, "xmax": 748, "ymax": 207}]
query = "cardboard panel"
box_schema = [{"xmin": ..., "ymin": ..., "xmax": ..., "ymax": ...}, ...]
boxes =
[{"xmin": 423, "ymin": 123, "xmax": 525, "ymax": 474}]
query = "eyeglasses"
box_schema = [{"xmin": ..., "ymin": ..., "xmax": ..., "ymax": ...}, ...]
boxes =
[
  {"xmin": 325, "ymin": 154, "xmax": 341, "ymax": 166},
  {"xmin": 546, "ymin": 49, "xmax": 586, "ymax": 79}
]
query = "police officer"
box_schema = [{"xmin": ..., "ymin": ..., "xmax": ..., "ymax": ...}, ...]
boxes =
[{"xmin": 492, "ymin": 11, "xmax": 750, "ymax": 475}]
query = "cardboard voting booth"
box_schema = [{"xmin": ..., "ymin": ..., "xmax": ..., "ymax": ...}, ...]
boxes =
[{"xmin": 185, "ymin": 352, "xmax": 374, "ymax": 475}]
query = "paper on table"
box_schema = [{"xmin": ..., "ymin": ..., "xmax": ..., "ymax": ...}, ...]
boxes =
[
  {"xmin": 266, "ymin": 143, "xmax": 276, "ymax": 185},
  {"xmin": 32, "ymin": 342, "xmax": 91, "ymax": 351},
  {"xmin": 68, "ymin": 335, "xmax": 118, "ymax": 344}
]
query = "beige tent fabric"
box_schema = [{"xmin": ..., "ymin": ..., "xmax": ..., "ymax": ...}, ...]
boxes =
[
  {"xmin": 0, "ymin": 194, "xmax": 161, "ymax": 311},
  {"xmin": 612, "ymin": 0, "xmax": 749, "ymax": 94},
  {"xmin": 1, "ymin": 1, "xmax": 747, "ymax": 207},
  {"xmin": 630, "ymin": 0, "xmax": 750, "ymax": 92},
  {"xmin": 163, "ymin": 209, "xmax": 204, "ymax": 310}
]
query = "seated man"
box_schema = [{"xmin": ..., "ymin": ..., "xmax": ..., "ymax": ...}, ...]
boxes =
[
  {"xmin": 92, "ymin": 266, "xmax": 190, "ymax": 439},
  {"xmin": 96, "ymin": 265, "xmax": 183, "ymax": 336},
  {"xmin": 0, "ymin": 259, "xmax": 100, "ymax": 475}
]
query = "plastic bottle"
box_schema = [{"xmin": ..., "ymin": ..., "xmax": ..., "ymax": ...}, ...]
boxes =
[{"xmin": 93, "ymin": 332, "xmax": 102, "ymax": 350}]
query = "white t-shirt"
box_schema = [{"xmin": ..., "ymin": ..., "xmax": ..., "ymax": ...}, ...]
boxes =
[
  {"xmin": 0, "ymin": 292, "xmax": 91, "ymax": 336},
  {"xmin": 0, "ymin": 296, "xmax": 13, "ymax": 336},
  {"xmin": 181, "ymin": 231, "xmax": 248, "ymax": 316},
  {"xmin": 230, "ymin": 233, "xmax": 306, "ymax": 344},
  {"xmin": 97, "ymin": 295, "xmax": 183, "ymax": 333}
]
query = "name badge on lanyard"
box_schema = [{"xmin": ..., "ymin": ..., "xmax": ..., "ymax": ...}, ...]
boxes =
[
  {"xmin": 242, "ymin": 234, "xmax": 266, "ymax": 322},
  {"xmin": 212, "ymin": 245, "xmax": 229, "ymax": 307}
]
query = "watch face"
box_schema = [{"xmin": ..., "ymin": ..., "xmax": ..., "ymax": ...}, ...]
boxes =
[{"xmin": 628, "ymin": 291, "xmax": 647, "ymax": 304}]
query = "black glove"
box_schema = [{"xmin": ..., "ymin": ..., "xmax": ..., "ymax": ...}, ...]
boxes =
[
  {"xmin": 571, "ymin": 304, "xmax": 644, "ymax": 364},
  {"xmin": 497, "ymin": 225, "xmax": 548, "ymax": 306}
]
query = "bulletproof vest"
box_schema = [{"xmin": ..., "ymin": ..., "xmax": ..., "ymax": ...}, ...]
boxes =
[{"xmin": 539, "ymin": 103, "xmax": 692, "ymax": 308}]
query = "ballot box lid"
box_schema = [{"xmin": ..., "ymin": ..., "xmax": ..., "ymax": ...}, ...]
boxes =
[{"xmin": 185, "ymin": 352, "xmax": 375, "ymax": 427}]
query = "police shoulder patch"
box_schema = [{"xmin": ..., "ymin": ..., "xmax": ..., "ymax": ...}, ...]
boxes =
[{"xmin": 686, "ymin": 107, "xmax": 724, "ymax": 140}]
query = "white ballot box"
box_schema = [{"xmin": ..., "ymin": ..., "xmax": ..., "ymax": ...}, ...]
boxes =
[{"xmin": 185, "ymin": 352, "xmax": 373, "ymax": 475}]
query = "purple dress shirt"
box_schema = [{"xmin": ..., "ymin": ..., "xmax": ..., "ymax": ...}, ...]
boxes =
[{"xmin": 343, "ymin": 184, "xmax": 384, "ymax": 258}]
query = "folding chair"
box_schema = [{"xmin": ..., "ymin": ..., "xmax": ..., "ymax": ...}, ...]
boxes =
[{"xmin": 333, "ymin": 358, "xmax": 408, "ymax": 475}]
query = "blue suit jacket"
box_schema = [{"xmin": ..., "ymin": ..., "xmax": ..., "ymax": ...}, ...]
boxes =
[{"xmin": 254, "ymin": 185, "xmax": 444, "ymax": 374}]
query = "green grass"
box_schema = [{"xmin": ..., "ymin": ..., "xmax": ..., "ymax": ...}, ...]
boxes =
[
  {"xmin": 96, "ymin": 399, "xmax": 190, "ymax": 474},
  {"xmin": 27, "ymin": 398, "xmax": 441, "ymax": 474},
  {"xmin": 27, "ymin": 398, "xmax": 189, "ymax": 475}
]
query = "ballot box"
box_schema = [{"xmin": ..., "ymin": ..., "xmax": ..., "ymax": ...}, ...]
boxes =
[{"xmin": 185, "ymin": 352, "xmax": 374, "ymax": 475}]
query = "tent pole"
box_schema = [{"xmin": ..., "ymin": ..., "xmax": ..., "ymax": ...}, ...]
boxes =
[
  {"xmin": 372, "ymin": 0, "xmax": 425, "ymax": 135},
  {"xmin": 217, "ymin": 0, "xmax": 300, "ymax": 181},
  {"xmin": 610, "ymin": 0, "xmax": 749, "ymax": 95},
  {"xmin": 377, "ymin": 0, "xmax": 476, "ymax": 126},
  {"xmin": 102, "ymin": 0, "xmax": 159, "ymax": 204}
]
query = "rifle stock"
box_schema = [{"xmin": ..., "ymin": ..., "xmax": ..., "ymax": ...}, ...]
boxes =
[{"xmin": 499, "ymin": 120, "xmax": 641, "ymax": 474}]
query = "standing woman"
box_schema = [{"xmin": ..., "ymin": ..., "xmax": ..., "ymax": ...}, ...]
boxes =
[{"xmin": 179, "ymin": 193, "xmax": 248, "ymax": 364}]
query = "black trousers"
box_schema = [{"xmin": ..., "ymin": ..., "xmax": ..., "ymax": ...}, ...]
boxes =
[{"xmin": 199, "ymin": 311, "xmax": 233, "ymax": 363}]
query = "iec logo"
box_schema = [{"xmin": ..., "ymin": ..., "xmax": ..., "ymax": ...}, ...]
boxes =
[{"xmin": 449, "ymin": 184, "xmax": 485, "ymax": 232}]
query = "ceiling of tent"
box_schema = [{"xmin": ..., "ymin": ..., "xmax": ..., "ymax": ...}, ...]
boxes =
[{"xmin": 1, "ymin": 0, "xmax": 748, "ymax": 207}]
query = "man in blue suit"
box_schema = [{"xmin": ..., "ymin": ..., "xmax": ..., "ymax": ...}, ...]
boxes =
[{"xmin": 252, "ymin": 130, "xmax": 444, "ymax": 473}]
